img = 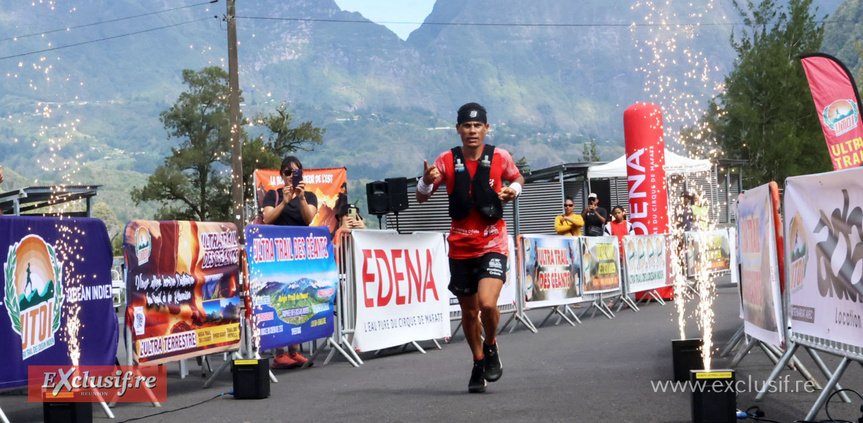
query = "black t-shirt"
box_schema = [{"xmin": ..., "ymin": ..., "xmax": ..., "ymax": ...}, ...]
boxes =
[
  {"xmin": 262, "ymin": 188, "xmax": 318, "ymax": 226},
  {"xmin": 583, "ymin": 207, "xmax": 608, "ymax": 236}
]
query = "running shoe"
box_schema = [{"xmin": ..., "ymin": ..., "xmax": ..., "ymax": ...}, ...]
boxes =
[
  {"xmin": 483, "ymin": 342, "xmax": 502, "ymax": 382},
  {"xmin": 468, "ymin": 358, "xmax": 487, "ymax": 393},
  {"xmin": 271, "ymin": 352, "xmax": 301, "ymax": 369},
  {"xmin": 289, "ymin": 351, "xmax": 312, "ymax": 367}
]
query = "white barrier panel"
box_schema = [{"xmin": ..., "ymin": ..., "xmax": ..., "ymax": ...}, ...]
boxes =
[
  {"xmin": 521, "ymin": 234, "xmax": 583, "ymax": 307},
  {"xmin": 350, "ymin": 231, "xmax": 451, "ymax": 351},
  {"xmin": 738, "ymin": 183, "xmax": 784, "ymax": 346},
  {"xmin": 622, "ymin": 234, "xmax": 668, "ymax": 293},
  {"xmin": 581, "ymin": 236, "xmax": 622, "ymax": 294},
  {"xmin": 448, "ymin": 235, "xmax": 518, "ymax": 313},
  {"xmin": 785, "ymin": 168, "xmax": 863, "ymax": 354}
]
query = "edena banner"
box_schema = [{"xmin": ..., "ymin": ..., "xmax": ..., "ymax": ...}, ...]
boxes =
[{"xmin": 351, "ymin": 231, "xmax": 450, "ymax": 351}]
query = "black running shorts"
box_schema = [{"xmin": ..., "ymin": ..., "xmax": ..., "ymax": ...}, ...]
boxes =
[{"xmin": 448, "ymin": 252, "xmax": 507, "ymax": 297}]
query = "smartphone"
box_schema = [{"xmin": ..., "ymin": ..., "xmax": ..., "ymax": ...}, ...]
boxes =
[
  {"xmin": 347, "ymin": 205, "xmax": 357, "ymax": 218},
  {"xmin": 291, "ymin": 169, "xmax": 303, "ymax": 188}
]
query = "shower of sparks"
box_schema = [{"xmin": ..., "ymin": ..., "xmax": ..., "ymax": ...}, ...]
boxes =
[{"xmin": 631, "ymin": 1, "xmax": 729, "ymax": 368}]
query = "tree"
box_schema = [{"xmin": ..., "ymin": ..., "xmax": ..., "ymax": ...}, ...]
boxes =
[
  {"xmin": 132, "ymin": 67, "xmax": 326, "ymax": 221},
  {"xmin": 582, "ymin": 139, "xmax": 600, "ymax": 162},
  {"xmin": 242, "ymin": 104, "xmax": 325, "ymax": 200},
  {"xmin": 91, "ymin": 202, "xmax": 123, "ymax": 256},
  {"xmin": 131, "ymin": 67, "xmax": 235, "ymax": 221},
  {"xmin": 687, "ymin": 0, "xmax": 832, "ymax": 187}
]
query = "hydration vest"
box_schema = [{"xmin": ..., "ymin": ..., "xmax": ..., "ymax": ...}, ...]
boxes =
[{"xmin": 448, "ymin": 145, "xmax": 504, "ymax": 222}]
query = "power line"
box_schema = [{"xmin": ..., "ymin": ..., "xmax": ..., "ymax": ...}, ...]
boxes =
[
  {"xmin": 237, "ymin": 15, "xmax": 844, "ymax": 28},
  {"xmin": 1, "ymin": 0, "xmax": 218, "ymax": 43},
  {"xmin": 0, "ymin": 17, "xmax": 214, "ymax": 61}
]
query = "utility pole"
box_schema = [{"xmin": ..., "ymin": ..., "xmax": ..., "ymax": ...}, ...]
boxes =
[{"xmin": 226, "ymin": 0, "xmax": 244, "ymax": 240}]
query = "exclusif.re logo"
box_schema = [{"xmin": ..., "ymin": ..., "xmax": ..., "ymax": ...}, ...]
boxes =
[{"xmin": 4, "ymin": 235, "xmax": 65, "ymax": 360}]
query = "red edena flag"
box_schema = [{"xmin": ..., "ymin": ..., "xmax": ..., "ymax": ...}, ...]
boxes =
[{"xmin": 800, "ymin": 53, "xmax": 863, "ymax": 170}]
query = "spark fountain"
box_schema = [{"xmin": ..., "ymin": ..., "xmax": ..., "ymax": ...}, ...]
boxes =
[{"xmin": 627, "ymin": 0, "xmax": 729, "ymax": 377}]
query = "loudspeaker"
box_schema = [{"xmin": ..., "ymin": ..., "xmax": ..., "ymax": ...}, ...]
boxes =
[
  {"xmin": 385, "ymin": 177, "xmax": 409, "ymax": 212},
  {"xmin": 366, "ymin": 181, "xmax": 390, "ymax": 215},
  {"xmin": 232, "ymin": 359, "xmax": 270, "ymax": 399},
  {"xmin": 43, "ymin": 402, "xmax": 92, "ymax": 423}
]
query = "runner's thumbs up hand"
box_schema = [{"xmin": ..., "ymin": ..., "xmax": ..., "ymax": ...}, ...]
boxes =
[{"xmin": 422, "ymin": 160, "xmax": 439, "ymax": 184}]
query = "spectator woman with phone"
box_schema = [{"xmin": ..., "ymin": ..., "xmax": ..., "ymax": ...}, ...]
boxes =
[
  {"xmin": 260, "ymin": 156, "xmax": 318, "ymax": 369},
  {"xmin": 262, "ymin": 156, "xmax": 317, "ymax": 226}
]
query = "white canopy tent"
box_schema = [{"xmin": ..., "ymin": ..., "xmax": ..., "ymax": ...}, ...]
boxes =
[{"xmin": 587, "ymin": 149, "xmax": 713, "ymax": 179}]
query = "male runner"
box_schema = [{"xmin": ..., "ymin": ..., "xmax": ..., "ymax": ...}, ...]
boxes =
[{"xmin": 416, "ymin": 102, "xmax": 524, "ymax": 393}]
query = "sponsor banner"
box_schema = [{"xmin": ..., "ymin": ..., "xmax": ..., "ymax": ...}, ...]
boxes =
[
  {"xmin": 448, "ymin": 235, "xmax": 517, "ymax": 313},
  {"xmin": 27, "ymin": 365, "xmax": 167, "ymax": 402},
  {"xmin": 351, "ymin": 231, "xmax": 450, "ymax": 351},
  {"xmin": 785, "ymin": 168, "xmax": 863, "ymax": 348},
  {"xmin": 622, "ymin": 234, "xmax": 668, "ymax": 293},
  {"xmin": 521, "ymin": 234, "xmax": 583, "ymax": 307},
  {"xmin": 245, "ymin": 224, "xmax": 337, "ymax": 351},
  {"xmin": 254, "ymin": 168, "xmax": 347, "ymax": 236},
  {"xmin": 581, "ymin": 236, "xmax": 621, "ymax": 294},
  {"xmin": 738, "ymin": 183, "xmax": 784, "ymax": 346},
  {"xmin": 684, "ymin": 230, "xmax": 732, "ymax": 277},
  {"xmin": 623, "ymin": 103, "xmax": 669, "ymax": 235},
  {"xmin": 1, "ymin": 216, "xmax": 118, "ymax": 390},
  {"xmin": 800, "ymin": 54, "xmax": 863, "ymax": 171},
  {"xmin": 123, "ymin": 220, "xmax": 241, "ymax": 364}
]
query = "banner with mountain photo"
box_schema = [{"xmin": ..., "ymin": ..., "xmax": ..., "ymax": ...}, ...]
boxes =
[
  {"xmin": 737, "ymin": 182, "xmax": 784, "ymax": 346},
  {"xmin": 253, "ymin": 168, "xmax": 348, "ymax": 236},
  {"xmin": 801, "ymin": 53, "xmax": 863, "ymax": 171},
  {"xmin": 123, "ymin": 220, "xmax": 242, "ymax": 365},
  {"xmin": 1, "ymin": 216, "xmax": 118, "ymax": 390},
  {"xmin": 244, "ymin": 224, "xmax": 338, "ymax": 352},
  {"xmin": 784, "ymin": 167, "xmax": 863, "ymax": 349}
]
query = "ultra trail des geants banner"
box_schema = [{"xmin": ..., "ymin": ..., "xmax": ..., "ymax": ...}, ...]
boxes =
[
  {"xmin": 124, "ymin": 220, "xmax": 241, "ymax": 364},
  {"xmin": 521, "ymin": 234, "xmax": 582, "ymax": 307},
  {"xmin": 1, "ymin": 216, "xmax": 118, "ymax": 389},
  {"xmin": 244, "ymin": 224, "xmax": 337, "ymax": 351},
  {"xmin": 785, "ymin": 167, "xmax": 863, "ymax": 349},
  {"xmin": 351, "ymin": 231, "xmax": 450, "ymax": 352}
]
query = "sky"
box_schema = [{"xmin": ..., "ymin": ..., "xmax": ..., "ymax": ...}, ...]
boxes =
[{"xmin": 333, "ymin": 0, "xmax": 436, "ymax": 40}]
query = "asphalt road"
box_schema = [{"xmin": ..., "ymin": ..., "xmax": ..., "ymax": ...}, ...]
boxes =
[{"xmin": 2, "ymin": 276, "xmax": 862, "ymax": 422}]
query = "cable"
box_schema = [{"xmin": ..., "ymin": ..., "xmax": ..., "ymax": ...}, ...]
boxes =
[
  {"xmin": 115, "ymin": 391, "xmax": 231, "ymax": 423},
  {"xmin": 0, "ymin": 17, "xmax": 214, "ymax": 61},
  {"xmin": 738, "ymin": 405, "xmax": 782, "ymax": 423},
  {"xmin": 825, "ymin": 388, "xmax": 863, "ymax": 423},
  {"xmin": 1, "ymin": 0, "xmax": 218, "ymax": 42},
  {"xmin": 237, "ymin": 15, "xmax": 849, "ymax": 28}
]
